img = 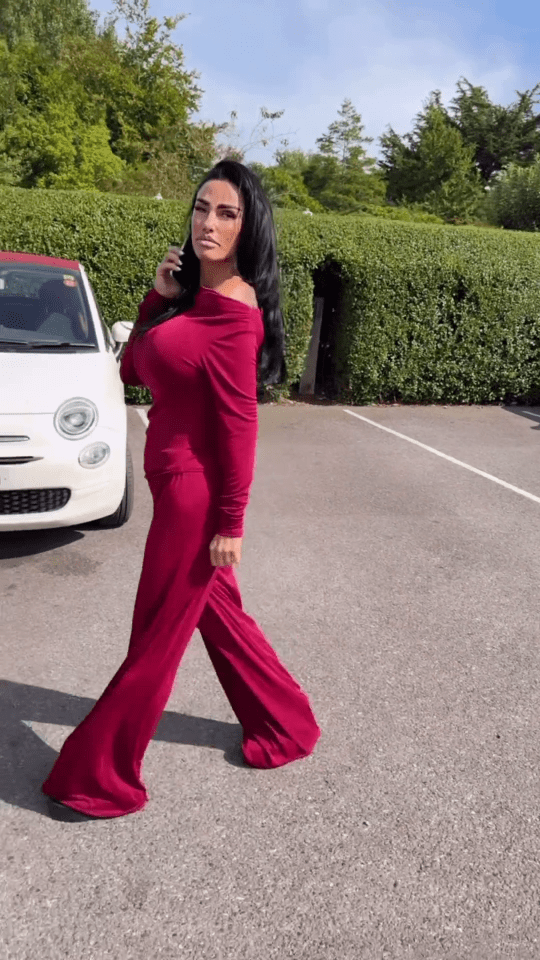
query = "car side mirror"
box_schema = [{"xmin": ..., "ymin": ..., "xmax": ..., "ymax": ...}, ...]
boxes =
[{"xmin": 111, "ymin": 321, "xmax": 133, "ymax": 344}]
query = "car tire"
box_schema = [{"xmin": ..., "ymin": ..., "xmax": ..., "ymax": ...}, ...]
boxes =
[{"xmin": 95, "ymin": 446, "xmax": 134, "ymax": 528}]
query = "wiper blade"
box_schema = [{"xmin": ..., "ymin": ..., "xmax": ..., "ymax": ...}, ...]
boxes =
[
  {"xmin": 28, "ymin": 341, "xmax": 96, "ymax": 349},
  {"xmin": 0, "ymin": 338, "xmax": 95, "ymax": 348}
]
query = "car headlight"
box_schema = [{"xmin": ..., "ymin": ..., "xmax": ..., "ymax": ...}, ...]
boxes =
[
  {"xmin": 54, "ymin": 397, "xmax": 98, "ymax": 440},
  {"xmin": 79, "ymin": 442, "xmax": 110, "ymax": 468}
]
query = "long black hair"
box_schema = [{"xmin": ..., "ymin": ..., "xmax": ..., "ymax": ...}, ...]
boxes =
[{"xmin": 134, "ymin": 159, "xmax": 287, "ymax": 387}]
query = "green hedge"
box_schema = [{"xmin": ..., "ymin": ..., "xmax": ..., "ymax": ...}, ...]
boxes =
[
  {"xmin": 359, "ymin": 204, "xmax": 445, "ymax": 224},
  {"xmin": 2, "ymin": 186, "xmax": 540, "ymax": 405},
  {"xmin": 334, "ymin": 216, "xmax": 540, "ymax": 404}
]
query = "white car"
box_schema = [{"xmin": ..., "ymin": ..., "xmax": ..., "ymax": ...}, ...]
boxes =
[{"xmin": 0, "ymin": 251, "xmax": 135, "ymax": 532}]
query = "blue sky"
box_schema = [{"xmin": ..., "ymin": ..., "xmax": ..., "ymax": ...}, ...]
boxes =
[{"xmin": 88, "ymin": 0, "xmax": 540, "ymax": 165}]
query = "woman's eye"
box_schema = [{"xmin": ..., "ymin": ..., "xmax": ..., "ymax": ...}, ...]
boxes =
[{"xmin": 193, "ymin": 206, "xmax": 236, "ymax": 218}]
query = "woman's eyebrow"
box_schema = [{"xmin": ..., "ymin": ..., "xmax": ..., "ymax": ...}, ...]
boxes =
[{"xmin": 195, "ymin": 199, "xmax": 241, "ymax": 211}]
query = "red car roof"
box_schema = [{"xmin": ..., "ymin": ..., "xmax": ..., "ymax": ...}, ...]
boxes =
[{"xmin": 0, "ymin": 251, "xmax": 81, "ymax": 269}]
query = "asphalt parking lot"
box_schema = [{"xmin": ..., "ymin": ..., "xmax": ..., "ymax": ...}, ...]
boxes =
[{"xmin": 2, "ymin": 399, "xmax": 540, "ymax": 960}]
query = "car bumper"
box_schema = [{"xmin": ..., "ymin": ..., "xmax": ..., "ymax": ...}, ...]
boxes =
[{"xmin": 0, "ymin": 415, "xmax": 127, "ymax": 531}]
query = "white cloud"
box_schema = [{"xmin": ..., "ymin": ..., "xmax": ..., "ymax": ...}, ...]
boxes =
[{"xmin": 192, "ymin": 0, "xmax": 522, "ymax": 165}]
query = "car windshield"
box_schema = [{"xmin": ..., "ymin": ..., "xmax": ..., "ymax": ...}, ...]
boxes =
[{"xmin": 0, "ymin": 261, "xmax": 99, "ymax": 351}]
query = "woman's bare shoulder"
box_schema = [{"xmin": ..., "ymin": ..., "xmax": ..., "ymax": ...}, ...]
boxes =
[{"xmin": 227, "ymin": 279, "xmax": 259, "ymax": 309}]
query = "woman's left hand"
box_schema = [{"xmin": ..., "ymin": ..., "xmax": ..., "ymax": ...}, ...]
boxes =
[{"xmin": 210, "ymin": 535, "xmax": 242, "ymax": 567}]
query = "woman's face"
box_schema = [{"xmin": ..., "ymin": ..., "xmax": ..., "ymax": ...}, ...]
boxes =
[{"xmin": 191, "ymin": 179, "xmax": 245, "ymax": 267}]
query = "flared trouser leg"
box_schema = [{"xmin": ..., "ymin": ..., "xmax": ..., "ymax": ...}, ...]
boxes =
[
  {"xmin": 198, "ymin": 569, "xmax": 320, "ymax": 768},
  {"xmin": 42, "ymin": 470, "xmax": 320, "ymax": 818}
]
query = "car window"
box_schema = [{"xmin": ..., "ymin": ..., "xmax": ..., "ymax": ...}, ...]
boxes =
[{"xmin": 0, "ymin": 262, "xmax": 99, "ymax": 351}]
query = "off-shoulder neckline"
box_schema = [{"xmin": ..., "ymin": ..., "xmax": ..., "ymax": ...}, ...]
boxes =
[{"xmin": 198, "ymin": 285, "xmax": 260, "ymax": 312}]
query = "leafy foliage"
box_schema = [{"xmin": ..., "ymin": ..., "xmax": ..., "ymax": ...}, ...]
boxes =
[
  {"xmin": 486, "ymin": 157, "xmax": 540, "ymax": 231},
  {"xmin": 448, "ymin": 78, "xmax": 540, "ymax": 184},
  {"xmin": 379, "ymin": 95, "xmax": 484, "ymax": 221},
  {"xmin": 379, "ymin": 79, "xmax": 540, "ymax": 223},
  {"xmin": 0, "ymin": 38, "xmax": 125, "ymax": 188},
  {"xmin": 356, "ymin": 204, "xmax": 444, "ymax": 224},
  {"xmin": 260, "ymin": 99, "xmax": 387, "ymax": 215},
  {"xmin": 249, "ymin": 162, "xmax": 325, "ymax": 212},
  {"xmin": 0, "ymin": 0, "xmax": 221, "ymax": 197},
  {"xmin": 306, "ymin": 99, "xmax": 387, "ymax": 212},
  {"xmin": 315, "ymin": 98, "xmax": 376, "ymax": 167},
  {"xmin": 0, "ymin": 0, "xmax": 98, "ymax": 56}
]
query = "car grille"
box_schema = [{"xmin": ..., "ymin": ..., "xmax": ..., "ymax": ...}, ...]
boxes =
[{"xmin": 0, "ymin": 488, "xmax": 71, "ymax": 514}]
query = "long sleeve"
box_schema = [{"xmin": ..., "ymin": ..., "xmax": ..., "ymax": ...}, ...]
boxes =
[
  {"xmin": 119, "ymin": 288, "xmax": 176, "ymax": 387},
  {"xmin": 203, "ymin": 322, "xmax": 259, "ymax": 538}
]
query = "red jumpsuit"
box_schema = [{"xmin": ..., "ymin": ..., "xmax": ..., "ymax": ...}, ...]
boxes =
[{"xmin": 42, "ymin": 285, "xmax": 320, "ymax": 817}]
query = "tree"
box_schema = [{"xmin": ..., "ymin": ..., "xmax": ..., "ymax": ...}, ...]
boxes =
[
  {"xmin": 315, "ymin": 97, "xmax": 378, "ymax": 172},
  {"xmin": 293, "ymin": 99, "xmax": 387, "ymax": 213},
  {"xmin": 379, "ymin": 93, "xmax": 484, "ymax": 220},
  {"xmin": 315, "ymin": 99, "xmax": 386, "ymax": 210},
  {"xmin": 213, "ymin": 106, "xmax": 297, "ymax": 164},
  {"xmin": 110, "ymin": 119, "xmax": 218, "ymax": 199},
  {"xmin": 302, "ymin": 153, "xmax": 386, "ymax": 212},
  {"xmin": 273, "ymin": 149, "xmax": 311, "ymax": 178},
  {"xmin": 486, "ymin": 157, "xmax": 540, "ymax": 230},
  {"xmin": 380, "ymin": 78, "xmax": 540, "ymax": 208},
  {"xmin": 249, "ymin": 161, "xmax": 324, "ymax": 212},
  {"xmin": 263, "ymin": 103, "xmax": 388, "ymax": 215},
  {"xmin": 70, "ymin": 0, "xmax": 232, "ymax": 196},
  {"xmin": 448, "ymin": 78, "xmax": 540, "ymax": 184},
  {"xmin": 62, "ymin": 0, "xmax": 209, "ymax": 169},
  {"xmin": 0, "ymin": 0, "xmax": 225, "ymax": 196},
  {"xmin": 0, "ymin": 101, "xmax": 125, "ymax": 190},
  {"xmin": 0, "ymin": 38, "xmax": 124, "ymax": 189},
  {"xmin": 0, "ymin": 0, "xmax": 98, "ymax": 56}
]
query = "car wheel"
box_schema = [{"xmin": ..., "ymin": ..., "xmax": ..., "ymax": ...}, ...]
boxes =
[{"xmin": 95, "ymin": 446, "xmax": 134, "ymax": 528}]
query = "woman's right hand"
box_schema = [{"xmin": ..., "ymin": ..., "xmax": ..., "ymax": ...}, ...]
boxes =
[{"xmin": 154, "ymin": 246, "xmax": 184, "ymax": 299}]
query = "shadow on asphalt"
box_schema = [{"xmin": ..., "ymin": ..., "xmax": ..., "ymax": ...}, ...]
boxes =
[
  {"xmin": 0, "ymin": 678, "xmax": 247, "ymax": 819},
  {"xmin": 0, "ymin": 518, "xmax": 120, "ymax": 560},
  {"xmin": 505, "ymin": 406, "xmax": 540, "ymax": 429},
  {"xmin": 0, "ymin": 527, "xmax": 85, "ymax": 560}
]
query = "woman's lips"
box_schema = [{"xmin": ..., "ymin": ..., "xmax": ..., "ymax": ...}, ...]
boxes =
[{"xmin": 198, "ymin": 238, "xmax": 218, "ymax": 247}]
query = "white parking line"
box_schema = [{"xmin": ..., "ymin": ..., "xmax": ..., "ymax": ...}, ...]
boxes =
[{"xmin": 342, "ymin": 408, "xmax": 540, "ymax": 506}]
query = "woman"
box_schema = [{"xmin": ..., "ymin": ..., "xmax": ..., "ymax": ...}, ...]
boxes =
[{"xmin": 42, "ymin": 160, "xmax": 321, "ymax": 820}]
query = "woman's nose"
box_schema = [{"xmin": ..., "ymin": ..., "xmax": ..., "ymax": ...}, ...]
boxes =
[{"xmin": 203, "ymin": 210, "xmax": 218, "ymax": 229}]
